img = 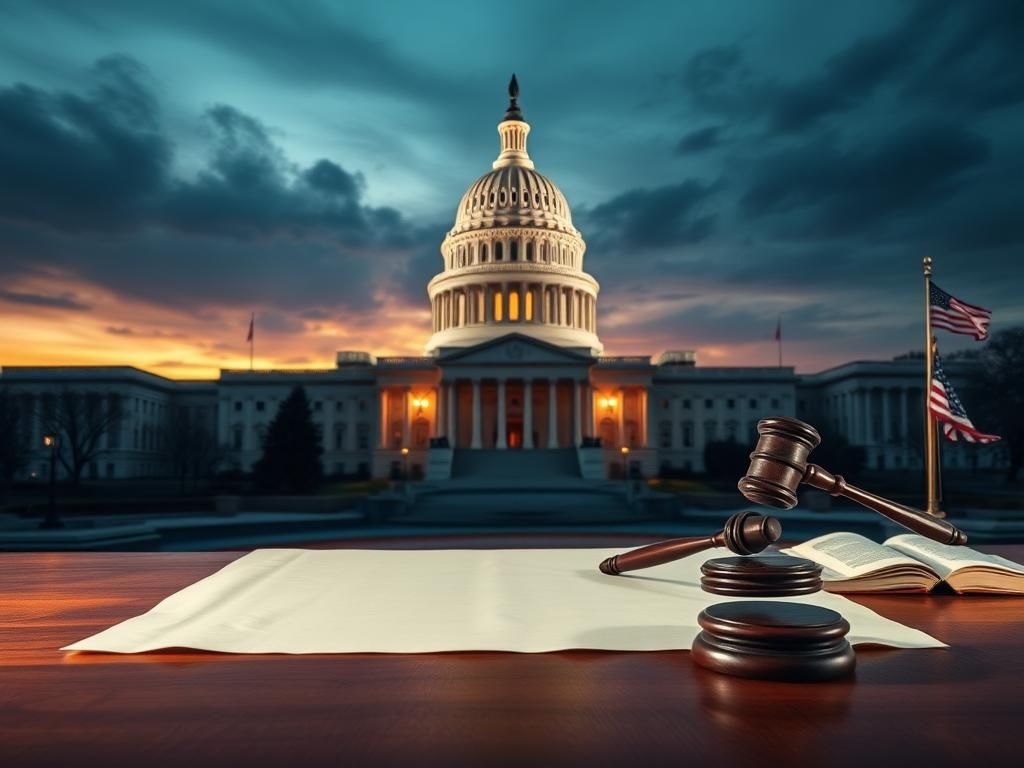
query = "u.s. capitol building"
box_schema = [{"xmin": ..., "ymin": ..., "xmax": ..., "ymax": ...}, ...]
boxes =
[{"xmin": 1, "ymin": 81, "xmax": 1004, "ymax": 483}]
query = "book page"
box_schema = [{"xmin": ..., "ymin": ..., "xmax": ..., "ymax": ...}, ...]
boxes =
[
  {"xmin": 885, "ymin": 534, "xmax": 1024, "ymax": 581},
  {"xmin": 784, "ymin": 531, "xmax": 929, "ymax": 578}
]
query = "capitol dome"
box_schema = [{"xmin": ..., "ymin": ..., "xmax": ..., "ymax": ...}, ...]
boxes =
[{"xmin": 426, "ymin": 76, "xmax": 602, "ymax": 355}]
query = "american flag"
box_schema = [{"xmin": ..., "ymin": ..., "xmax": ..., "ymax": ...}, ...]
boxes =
[
  {"xmin": 929, "ymin": 353, "xmax": 1000, "ymax": 444},
  {"xmin": 929, "ymin": 282, "xmax": 991, "ymax": 340}
]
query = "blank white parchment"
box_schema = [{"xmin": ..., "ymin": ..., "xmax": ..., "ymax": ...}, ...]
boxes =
[{"xmin": 62, "ymin": 548, "xmax": 945, "ymax": 654}]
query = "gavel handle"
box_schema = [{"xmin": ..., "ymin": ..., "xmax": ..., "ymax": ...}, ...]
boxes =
[
  {"xmin": 803, "ymin": 464, "xmax": 967, "ymax": 545},
  {"xmin": 599, "ymin": 533, "xmax": 723, "ymax": 575}
]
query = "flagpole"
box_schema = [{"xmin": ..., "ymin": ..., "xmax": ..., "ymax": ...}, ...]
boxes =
[
  {"xmin": 249, "ymin": 312, "xmax": 254, "ymax": 372},
  {"xmin": 922, "ymin": 257, "xmax": 943, "ymax": 517}
]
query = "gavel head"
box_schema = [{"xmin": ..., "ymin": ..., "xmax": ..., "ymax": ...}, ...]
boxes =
[
  {"xmin": 723, "ymin": 510, "xmax": 783, "ymax": 555},
  {"xmin": 737, "ymin": 417, "xmax": 822, "ymax": 510}
]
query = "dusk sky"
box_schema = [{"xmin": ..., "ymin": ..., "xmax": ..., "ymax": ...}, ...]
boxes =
[{"xmin": 1, "ymin": 1, "xmax": 1021, "ymax": 378}]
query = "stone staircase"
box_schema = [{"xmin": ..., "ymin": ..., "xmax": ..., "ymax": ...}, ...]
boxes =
[
  {"xmin": 449, "ymin": 448, "xmax": 581, "ymax": 479},
  {"xmin": 382, "ymin": 448, "xmax": 673, "ymax": 525}
]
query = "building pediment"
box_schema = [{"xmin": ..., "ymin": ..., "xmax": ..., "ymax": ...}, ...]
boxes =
[{"xmin": 437, "ymin": 334, "xmax": 595, "ymax": 367}]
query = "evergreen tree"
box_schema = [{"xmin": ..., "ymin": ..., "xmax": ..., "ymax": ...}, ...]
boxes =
[{"xmin": 253, "ymin": 386, "xmax": 323, "ymax": 493}]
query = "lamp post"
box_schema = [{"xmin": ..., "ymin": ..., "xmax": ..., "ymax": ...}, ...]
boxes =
[
  {"xmin": 400, "ymin": 446, "xmax": 410, "ymax": 482},
  {"xmin": 620, "ymin": 445, "xmax": 630, "ymax": 481},
  {"xmin": 41, "ymin": 434, "xmax": 63, "ymax": 529}
]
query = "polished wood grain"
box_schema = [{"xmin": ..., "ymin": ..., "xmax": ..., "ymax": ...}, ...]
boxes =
[{"xmin": 2, "ymin": 537, "xmax": 1024, "ymax": 768}]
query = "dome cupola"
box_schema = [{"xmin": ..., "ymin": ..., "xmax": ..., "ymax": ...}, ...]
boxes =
[{"xmin": 426, "ymin": 76, "xmax": 602, "ymax": 356}]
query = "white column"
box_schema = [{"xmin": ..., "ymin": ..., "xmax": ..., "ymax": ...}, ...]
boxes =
[
  {"xmin": 617, "ymin": 388, "xmax": 625, "ymax": 447},
  {"xmin": 573, "ymin": 380, "xmax": 582, "ymax": 447},
  {"xmin": 446, "ymin": 382, "xmax": 456, "ymax": 442},
  {"xmin": 378, "ymin": 389, "xmax": 388, "ymax": 448},
  {"xmin": 671, "ymin": 396, "xmax": 681, "ymax": 450},
  {"xmin": 402, "ymin": 387, "xmax": 410, "ymax": 447},
  {"xmin": 496, "ymin": 379, "xmax": 507, "ymax": 449},
  {"xmin": 640, "ymin": 389, "xmax": 649, "ymax": 447},
  {"xmin": 900, "ymin": 387, "xmax": 909, "ymax": 442},
  {"xmin": 471, "ymin": 379, "xmax": 482, "ymax": 449},
  {"xmin": 243, "ymin": 399, "xmax": 254, "ymax": 453},
  {"xmin": 547, "ymin": 379, "xmax": 559, "ymax": 448},
  {"xmin": 864, "ymin": 389, "xmax": 874, "ymax": 445},
  {"xmin": 523, "ymin": 380, "xmax": 534, "ymax": 449},
  {"xmin": 584, "ymin": 382, "xmax": 593, "ymax": 437},
  {"xmin": 881, "ymin": 389, "xmax": 891, "ymax": 444},
  {"xmin": 435, "ymin": 386, "xmax": 443, "ymax": 439}
]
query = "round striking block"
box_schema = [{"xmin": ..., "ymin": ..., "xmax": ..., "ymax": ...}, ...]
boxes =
[
  {"xmin": 701, "ymin": 555, "xmax": 823, "ymax": 597},
  {"xmin": 692, "ymin": 601, "xmax": 855, "ymax": 682}
]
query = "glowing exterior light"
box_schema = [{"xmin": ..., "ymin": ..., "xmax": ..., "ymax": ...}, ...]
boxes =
[
  {"xmin": 43, "ymin": 435, "xmax": 55, "ymax": 448},
  {"xmin": 400, "ymin": 447, "xmax": 409, "ymax": 456},
  {"xmin": 620, "ymin": 446, "xmax": 630, "ymax": 455}
]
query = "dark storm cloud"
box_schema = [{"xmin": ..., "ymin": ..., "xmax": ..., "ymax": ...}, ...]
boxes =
[
  {"xmin": 675, "ymin": 126, "xmax": 726, "ymax": 155},
  {"xmin": 0, "ymin": 55, "xmax": 170, "ymax": 232},
  {"xmin": 0, "ymin": 289, "xmax": 91, "ymax": 311},
  {"xmin": 681, "ymin": 4, "xmax": 1022, "ymax": 136},
  {"xmin": 739, "ymin": 123, "xmax": 991, "ymax": 236},
  {"xmin": 583, "ymin": 180, "xmax": 719, "ymax": 250},
  {"xmin": 0, "ymin": 56, "xmax": 422, "ymax": 316},
  {"xmin": 163, "ymin": 104, "xmax": 405, "ymax": 242}
]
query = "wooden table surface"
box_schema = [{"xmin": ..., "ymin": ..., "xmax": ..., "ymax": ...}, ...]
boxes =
[{"xmin": 3, "ymin": 535, "xmax": 1024, "ymax": 768}]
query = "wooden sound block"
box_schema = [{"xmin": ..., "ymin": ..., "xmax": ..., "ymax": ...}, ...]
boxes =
[
  {"xmin": 692, "ymin": 601, "xmax": 855, "ymax": 682},
  {"xmin": 701, "ymin": 555, "xmax": 823, "ymax": 596}
]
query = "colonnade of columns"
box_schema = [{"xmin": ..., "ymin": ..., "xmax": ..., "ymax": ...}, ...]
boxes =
[
  {"xmin": 380, "ymin": 378, "xmax": 593, "ymax": 450},
  {"xmin": 826, "ymin": 387, "xmax": 918, "ymax": 446},
  {"xmin": 445, "ymin": 235, "xmax": 579, "ymax": 271},
  {"xmin": 432, "ymin": 283, "xmax": 596, "ymax": 334}
]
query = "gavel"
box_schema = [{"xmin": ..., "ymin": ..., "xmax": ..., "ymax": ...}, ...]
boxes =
[
  {"xmin": 599, "ymin": 511, "xmax": 782, "ymax": 575},
  {"xmin": 738, "ymin": 416, "xmax": 967, "ymax": 545}
]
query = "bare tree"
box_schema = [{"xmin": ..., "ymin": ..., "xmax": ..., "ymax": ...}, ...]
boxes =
[
  {"xmin": 976, "ymin": 328, "xmax": 1024, "ymax": 482},
  {"xmin": 0, "ymin": 388, "xmax": 30, "ymax": 501},
  {"xmin": 40, "ymin": 389, "xmax": 118, "ymax": 486},
  {"xmin": 165, "ymin": 405, "xmax": 223, "ymax": 493}
]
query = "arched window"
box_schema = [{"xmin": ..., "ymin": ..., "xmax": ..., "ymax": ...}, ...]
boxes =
[
  {"xmin": 540, "ymin": 242, "xmax": 547, "ymax": 262},
  {"xmin": 511, "ymin": 189, "xmax": 517, "ymax": 205},
  {"xmin": 494, "ymin": 291, "xmax": 504, "ymax": 322},
  {"xmin": 510, "ymin": 240, "xmax": 518, "ymax": 261},
  {"xmin": 477, "ymin": 290, "xmax": 485, "ymax": 323},
  {"xmin": 495, "ymin": 242, "xmax": 504, "ymax": 261},
  {"xmin": 509, "ymin": 290, "xmax": 520, "ymax": 321},
  {"xmin": 525, "ymin": 289, "xmax": 533, "ymax": 321},
  {"xmin": 526, "ymin": 242, "xmax": 534, "ymax": 261},
  {"xmin": 499, "ymin": 189, "xmax": 507, "ymax": 206},
  {"xmin": 481, "ymin": 243, "xmax": 488, "ymax": 262}
]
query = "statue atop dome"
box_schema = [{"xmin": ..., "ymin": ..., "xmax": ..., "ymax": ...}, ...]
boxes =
[{"xmin": 503, "ymin": 73, "xmax": 523, "ymax": 122}]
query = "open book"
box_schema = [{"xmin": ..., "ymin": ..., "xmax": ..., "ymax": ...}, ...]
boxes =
[{"xmin": 781, "ymin": 532, "xmax": 1024, "ymax": 594}]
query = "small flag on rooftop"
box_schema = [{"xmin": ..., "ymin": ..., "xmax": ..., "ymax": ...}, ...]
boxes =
[
  {"xmin": 929, "ymin": 352, "xmax": 1000, "ymax": 444},
  {"xmin": 929, "ymin": 282, "xmax": 992, "ymax": 341}
]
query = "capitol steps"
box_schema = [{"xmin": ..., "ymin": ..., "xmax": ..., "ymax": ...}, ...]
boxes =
[
  {"xmin": 382, "ymin": 448, "xmax": 672, "ymax": 525},
  {"xmin": 449, "ymin": 448, "xmax": 581, "ymax": 480}
]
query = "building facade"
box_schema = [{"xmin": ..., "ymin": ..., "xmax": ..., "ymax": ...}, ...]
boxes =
[{"xmin": 0, "ymin": 82, "xmax": 1006, "ymax": 482}]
